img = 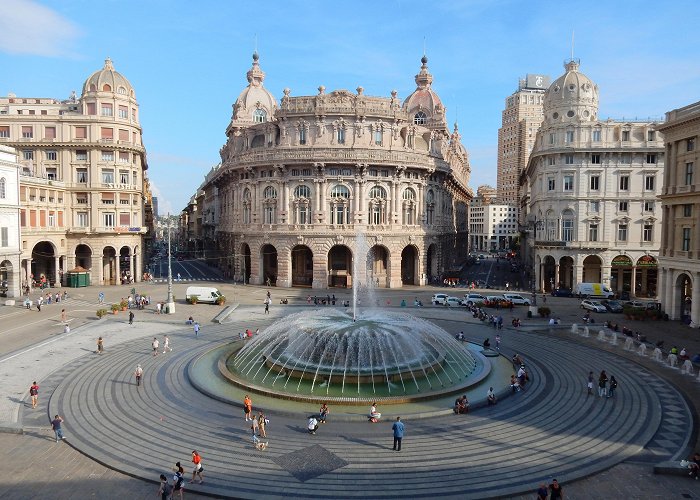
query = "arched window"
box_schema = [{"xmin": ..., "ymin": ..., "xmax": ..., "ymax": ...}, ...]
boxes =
[
  {"xmin": 102, "ymin": 84, "xmax": 112, "ymax": 92},
  {"xmin": 369, "ymin": 186, "xmax": 386, "ymax": 199},
  {"xmin": 414, "ymin": 112, "xmax": 427, "ymax": 125},
  {"xmin": 0, "ymin": 177, "xmax": 5, "ymax": 199},
  {"xmin": 368, "ymin": 185, "xmax": 387, "ymax": 225},
  {"xmin": 117, "ymin": 86, "xmax": 127, "ymax": 95},
  {"xmin": 402, "ymin": 188, "xmax": 415, "ymax": 200},
  {"xmin": 253, "ymin": 109, "xmax": 267, "ymax": 123},
  {"xmin": 294, "ymin": 185, "xmax": 311, "ymax": 198},
  {"xmin": 264, "ymin": 186, "xmax": 277, "ymax": 199},
  {"xmin": 331, "ymin": 185, "xmax": 350, "ymax": 199},
  {"xmin": 561, "ymin": 209, "xmax": 575, "ymax": 241},
  {"xmin": 425, "ymin": 189, "xmax": 435, "ymax": 225}
]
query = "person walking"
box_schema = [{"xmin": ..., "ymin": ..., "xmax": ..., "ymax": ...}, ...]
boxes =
[
  {"xmin": 163, "ymin": 335, "xmax": 172, "ymax": 353},
  {"xmin": 128, "ymin": 310, "xmax": 134, "ymax": 325},
  {"xmin": 51, "ymin": 414, "xmax": 64, "ymax": 442},
  {"xmin": 193, "ymin": 322, "xmax": 200, "ymax": 337},
  {"xmin": 60, "ymin": 308, "xmax": 67, "ymax": 323},
  {"xmin": 158, "ymin": 474, "xmax": 172, "ymax": 500},
  {"xmin": 608, "ymin": 375, "xmax": 618, "ymax": 398},
  {"xmin": 392, "ymin": 416, "xmax": 405, "ymax": 451},
  {"xmin": 98, "ymin": 291, "xmax": 105, "ymax": 304},
  {"xmin": 258, "ymin": 412, "xmax": 267, "ymax": 438},
  {"xmin": 152, "ymin": 337, "xmax": 159, "ymax": 356},
  {"xmin": 191, "ymin": 450, "xmax": 204, "ymax": 484},
  {"xmin": 598, "ymin": 370, "xmax": 608, "ymax": 397},
  {"xmin": 251, "ymin": 413, "xmax": 260, "ymax": 435},
  {"xmin": 29, "ymin": 381, "xmax": 39, "ymax": 409},
  {"xmin": 264, "ymin": 298, "xmax": 270, "ymax": 315},
  {"xmin": 172, "ymin": 462, "xmax": 185, "ymax": 500},
  {"xmin": 587, "ymin": 371, "xmax": 594, "ymax": 396},
  {"xmin": 495, "ymin": 334, "xmax": 501, "ymax": 351},
  {"xmin": 97, "ymin": 337, "xmax": 104, "ymax": 355},
  {"xmin": 244, "ymin": 395, "xmax": 252, "ymax": 421},
  {"xmin": 156, "ymin": 302, "xmax": 162, "ymax": 314},
  {"xmin": 549, "ymin": 478, "xmax": 563, "ymax": 499},
  {"xmin": 134, "ymin": 364, "xmax": 143, "ymax": 386},
  {"xmin": 536, "ymin": 483, "xmax": 548, "ymax": 500},
  {"xmin": 36, "ymin": 296, "xmax": 42, "ymax": 312},
  {"xmin": 308, "ymin": 416, "xmax": 318, "ymax": 434}
]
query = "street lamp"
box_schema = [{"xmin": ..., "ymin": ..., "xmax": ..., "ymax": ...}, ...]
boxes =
[{"xmin": 165, "ymin": 214, "xmax": 175, "ymax": 314}]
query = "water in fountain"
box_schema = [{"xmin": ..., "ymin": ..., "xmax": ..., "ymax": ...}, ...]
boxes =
[
  {"xmin": 352, "ymin": 231, "xmax": 377, "ymax": 319},
  {"xmin": 227, "ymin": 309, "xmax": 485, "ymax": 403}
]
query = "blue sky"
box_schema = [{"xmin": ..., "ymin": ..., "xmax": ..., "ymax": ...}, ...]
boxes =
[{"xmin": 1, "ymin": 0, "xmax": 699, "ymax": 214}]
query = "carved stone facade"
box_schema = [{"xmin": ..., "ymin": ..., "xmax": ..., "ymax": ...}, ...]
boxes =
[
  {"xmin": 199, "ymin": 53, "xmax": 472, "ymax": 288},
  {"xmin": 0, "ymin": 58, "xmax": 152, "ymax": 287},
  {"xmin": 521, "ymin": 60, "xmax": 664, "ymax": 296}
]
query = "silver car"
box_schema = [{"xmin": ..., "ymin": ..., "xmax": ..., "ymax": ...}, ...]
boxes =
[{"xmin": 581, "ymin": 299, "xmax": 607, "ymax": 313}]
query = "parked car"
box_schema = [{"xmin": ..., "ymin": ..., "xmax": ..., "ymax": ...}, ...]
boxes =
[
  {"xmin": 484, "ymin": 295, "xmax": 513, "ymax": 308},
  {"xmin": 478, "ymin": 254, "xmax": 486, "ymax": 260},
  {"xmin": 445, "ymin": 296, "xmax": 464, "ymax": 307},
  {"xmin": 624, "ymin": 300, "xmax": 658, "ymax": 310},
  {"xmin": 600, "ymin": 299, "xmax": 624, "ymax": 313},
  {"xmin": 551, "ymin": 288, "xmax": 574, "ymax": 297},
  {"xmin": 503, "ymin": 293, "xmax": 531, "ymax": 305},
  {"xmin": 432, "ymin": 293, "xmax": 449, "ymax": 305},
  {"xmin": 464, "ymin": 293, "xmax": 487, "ymax": 305},
  {"xmin": 581, "ymin": 299, "xmax": 607, "ymax": 313}
]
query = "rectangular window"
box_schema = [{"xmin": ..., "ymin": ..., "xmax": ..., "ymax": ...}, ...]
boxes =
[
  {"xmin": 620, "ymin": 154, "xmax": 631, "ymax": 164},
  {"xmin": 591, "ymin": 154, "xmax": 601, "ymax": 164},
  {"xmin": 374, "ymin": 130, "xmax": 382, "ymax": 146},
  {"xmin": 565, "ymin": 154, "xmax": 574, "ymax": 165},
  {"xmin": 76, "ymin": 193, "xmax": 88, "ymax": 204},
  {"xmin": 549, "ymin": 133, "xmax": 555, "ymax": 145},
  {"xmin": 44, "ymin": 126, "xmax": 56, "ymax": 139},
  {"xmin": 589, "ymin": 224, "xmax": 598, "ymax": 241},
  {"xmin": 647, "ymin": 130, "xmax": 656, "ymax": 141},
  {"xmin": 618, "ymin": 224, "xmax": 628, "ymax": 241},
  {"xmin": 118, "ymin": 105, "xmax": 128, "ymax": 119},
  {"xmin": 120, "ymin": 194, "xmax": 130, "ymax": 205},
  {"xmin": 684, "ymin": 204, "xmax": 693, "ymax": 217},
  {"xmin": 685, "ymin": 162, "xmax": 694, "ymax": 185},
  {"xmin": 619, "ymin": 201, "xmax": 628, "ymax": 212},
  {"xmin": 22, "ymin": 126, "xmax": 33, "ymax": 138},
  {"xmin": 100, "ymin": 127, "xmax": 113, "ymax": 140},
  {"xmin": 119, "ymin": 212, "xmax": 130, "ymax": 225},
  {"xmin": 548, "ymin": 157, "xmax": 555, "ymax": 166},
  {"xmin": 45, "ymin": 150, "xmax": 57, "ymax": 161},
  {"xmin": 621, "ymin": 130, "xmax": 630, "ymax": 141},
  {"xmin": 565, "ymin": 130, "xmax": 574, "ymax": 143},
  {"xmin": 688, "ymin": 138, "xmax": 696, "ymax": 152},
  {"xmin": 644, "ymin": 200, "xmax": 655, "ymax": 212},
  {"xmin": 302, "ymin": 168, "xmax": 311, "ymax": 176},
  {"xmin": 86, "ymin": 102, "xmax": 96, "ymax": 115},
  {"xmin": 337, "ymin": 128, "xmax": 345, "ymax": 144},
  {"xmin": 47, "ymin": 212, "xmax": 55, "ymax": 227},
  {"xmin": 547, "ymin": 177, "xmax": 555, "ymax": 191},
  {"xmin": 101, "ymin": 103, "xmax": 113, "ymax": 116},
  {"xmin": 590, "ymin": 200, "xmax": 599, "ymax": 213},
  {"xmin": 119, "ymin": 170, "xmax": 129, "ymax": 184},
  {"xmin": 103, "ymin": 212, "xmax": 115, "ymax": 227},
  {"xmin": 619, "ymin": 175, "xmax": 629, "ymax": 190},
  {"xmin": 562, "ymin": 220, "xmax": 573, "ymax": 241},
  {"xmin": 563, "ymin": 175, "xmax": 574, "ymax": 191},
  {"xmin": 74, "ymin": 126, "xmax": 87, "ymax": 139},
  {"xmin": 101, "ymin": 169, "xmax": 114, "ymax": 183},
  {"xmin": 23, "ymin": 150, "xmax": 33, "ymax": 161},
  {"xmin": 646, "ymin": 153, "xmax": 656, "ymax": 164},
  {"xmin": 119, "ymin": 152, "xmax": 130, "ymax": 163},
  {"xmin": 118, "ymin": 129, "xmax": 129, "ymax": 142},
  {"xmin": 101, "ymin": 151, "xmax": 114, "ymax": 162},
  {"xmin": 0, "ymin": 227, "xmax": 8, "ymax": 247},
  {"xmin": 590, "ymin": 175, "xmax": 599, "ymax": 190},
  {"xmin": 644, "ymin": 175, "xmax": 655, "ymax": 190},
  {"xmin": 592, "ymin": 129, "xmax": 601, "ymax": 142},
  {"xmin": 0, "ymin": 126, "xmax": 9, "ymax": 138},
  {"xmin": 299, "ymin": 129, "xmax": 306, "ymax": 145},
  {"xmin": 643, "ymin": 224, "xmax": 653, "ymax": 242},
  {"xmin": 76, "ymin": 150, "xmax": 88, "ymax": 161},
  {"xmin": 102, "ymin": 192, "xmax": 115, "ymax": 204},
  {"xmin": 46, "ymin": 168, "xmax": 56, "ymax": 180},
  {"xmin": 682, "ymin": 228, "xmax": 691, "ymax": 251},
  {"xmin": 76, "ymin": 212, "xmax": 88, "ymax": 227}
]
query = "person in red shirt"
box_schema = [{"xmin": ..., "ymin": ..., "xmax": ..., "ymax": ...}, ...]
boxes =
[
  {"xmin": 29, "ymin": 381, "xmax": 39, "ymax": 409},
  {"xmin": 191, "ymin": 450, "xmax": 204, "ymax": 484},
  {"xmin": 244, "ymin": 395, "xmax": 252, "ymax": 421}
]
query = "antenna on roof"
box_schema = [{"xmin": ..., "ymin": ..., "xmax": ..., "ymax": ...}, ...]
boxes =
[
  {"xmin": 571, "ymin": 30, "xmax": 575, "ymax": 60},
  {"xmin": 423, "ymin": 37, "xmax": 426, "ymax": 57}
]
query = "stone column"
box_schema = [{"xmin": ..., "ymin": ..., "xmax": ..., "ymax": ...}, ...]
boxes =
[
  {"xmin": 630, "ymin": 267, "xmax": 637, "ymax": 297},
  {"xmin": 663, "ymin": 268, "xmax": 674, "ymax": 319},
  {"xmin": 691, "ymin": 273, "xmax": 700, "ymax": 328},
  {"xmin": 129, "ymin": 251, "xmax": 134, "ymax": 280},
  {"xmin": 115, "ymin": 254, "xmax": 120, "ymax": 286},
  {"xmin": 24, "ymin": 259, "xmax": 32, "ymax": 290},
  {"xmin": 98, "ymin": 252, "xmax": 105, "ymax": 286},
  {"xmin": 695, "ymin": 203, "xmax": 700, "ymax": 257},
  {"xmin": 554, "ymin": 264, "xmax": 560, "ymax": 289},
  {"xmin": 315, "ymin": 179, "xmax": 321, "ymax": 220},
  {"xmin": 319, "ymin": 182, "xmax": 326, "ymax": 223},
  {"xmin": 574, "ymin": 264, "xmax": 583, "ymax": 289},
  {"xmin": 54, "ymin": 256, "xmax": 61, "ymax": 286}
]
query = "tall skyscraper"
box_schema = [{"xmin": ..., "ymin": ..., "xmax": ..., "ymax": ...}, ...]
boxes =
[{"xmin": 497, "ymin": 74, "xmax": 550, "ymax": 205}]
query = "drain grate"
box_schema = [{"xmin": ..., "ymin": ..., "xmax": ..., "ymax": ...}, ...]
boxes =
[{"xmin": 272, "ymin": 444, "xmax": 349, "ymax": 482}]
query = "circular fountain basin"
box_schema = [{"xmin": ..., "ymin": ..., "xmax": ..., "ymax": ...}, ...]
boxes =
[{"xmin": 221, "ymin": 309, "xmax": 491, "ymax": 404}]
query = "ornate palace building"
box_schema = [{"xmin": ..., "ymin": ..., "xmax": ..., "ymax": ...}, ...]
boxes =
[
  {"xmin": 0, "ymin": 58, "xmax": 153, "ymax": 287},
  {"xmin": 199, "ymin": 53, "xmax": 472, "ymax": 288},
  {"xmin": 657, "ymin": 100, "xmax": 700, "ymax": 325},
  {"xmin": 520, "ymin": 60, "xmax": 664, "ymax": 296}
]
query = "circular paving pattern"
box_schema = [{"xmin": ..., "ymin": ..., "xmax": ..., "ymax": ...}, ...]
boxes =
[{"xmin": 47, "ymin": 307, "xmax": 691, "ymax": 499}]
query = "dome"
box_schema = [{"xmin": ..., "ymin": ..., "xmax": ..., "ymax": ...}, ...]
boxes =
[
  {"xmin": 543, "ymin": 59, "xmax": 599, "ymax": 124},
  {"xmin": 231, "ymin": 52, "xmax": 278, "ymax": 125},
  {"xmin": 81, "ymin": 58, "xmax": 135, "ymax": 98},
  {"xmin": 403, "ymin": 55, "xmax": 446, "ymax": 128}
]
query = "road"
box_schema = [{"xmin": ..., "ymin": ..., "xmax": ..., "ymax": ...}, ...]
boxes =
[{"xmin": 149, "ymin": 255, "xmax": 224, "ymax": 282}]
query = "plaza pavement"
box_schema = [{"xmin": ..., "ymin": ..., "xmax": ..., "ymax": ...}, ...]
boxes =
[{"xmin": 1, "ymin": 283, "xmax": 699, "ymax": 499}]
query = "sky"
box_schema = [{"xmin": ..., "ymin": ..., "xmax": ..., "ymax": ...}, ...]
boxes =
[{"xmin": 1, "ymin": 0, "xmax": 699, "ymax": 215}]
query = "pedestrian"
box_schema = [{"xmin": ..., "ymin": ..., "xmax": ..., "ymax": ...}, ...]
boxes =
[
  {"xmin": 549, "ymin": 478, "xmax": 563, "ymax": 500},
  {"xmin": 134, "ymin": 364, "xmax": 143, "ymax": 386},
  {"xmin": 98, "ymin": 291, "xmax": 105, "ymax": 304},
  {"xmin": 37, "ymin": 298, "xmax": 42, "ymax": 312},
  {"xmin": 29, "ymin": 381, "xmax": 39, "ymax": 409},
  {"xmin": 193, "ymin": 322, "xmax": 200, "ymax": 337},
  {"xmin": 51, "ymin": 414, "xmax": 64, "ymax": 442},
  {"xmin": 158, "ymin": 473, "xmax": 172, "ymax": 500},
  {"xmin": 63, "ymin": 324, "xmax": 70, "ymax": 334},
  {"xmin": 608, "ymin": 375, "xmax": 618, "ymax": 398},
  {"xmin": 172, "ymin": 462, "xmax": 185, "ymax": 500},
  {"xmin": 177, "ymin": 272, "xmax": 181, "ymax": 281},
  {"xmin": 587, "ymin": 371, "xmax": 594, "ymax": 396},
  {"xmin": 129, "ymin": 310, "xmax": 134, "ymax": 325},
  {"xmin": 60, "ymin": 308, "xmax": 66, "ymax": 323},
  {"xmin": 258, "ymin": 412, "xmax": 267, "ymax": 438},
  {"xmin": 156, "ymin": 302, "xmax": 162, "ymax": 314},
  {"xmin": 152, "ymin": 337, "xmax": 159, "ymax": 356},
  {"xmin": 308, "ymin": 415, "xmax": 318, "ymax": 434},
  {"xmin": 244, "ymin": 394, "xmax": 252, "ymax": 421},
  {"xmin": 163, "ymin": 335, "xmax": 172, "ymax": 353},
  {"xmin": 319, "ymin": 403, "xmax": 329, "ymax": 423},
  {"xmin": 598, "ymin": 370, "xmax": 608, "ymax": 397},
  {"xmin": 536, "ymin": 482, "xmax": 548, "ymax": 500},
  {"xmin": 495, "ymin": 334, "xmax": 501, "ymax": 351},
  {"xmin": 97, "ymin": 337, "xmax": 104, "ymax": 355},
  {"xmin": 264, "ymin": 298, "xmax": 270, "ymax": 315},
  {"xmin": 392, "ymin": 416, "xmax": 404, "ymax": 451},
  {"xmin": 487, "ymin": 387, "xmax": 497, "ymax": 405},
  {"xmin": 251, "ymin": 413, "xmax": 259, "ymax": 435},
  {"xmin": 191, "ymin": 450, "xmax": 204, "ymax": 484}
]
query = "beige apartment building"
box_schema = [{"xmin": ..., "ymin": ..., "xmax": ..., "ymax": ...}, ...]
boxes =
[
  {"xmin": 657, "ymin": 100, "xmax": 700, "ymax": 325},
  {"xmin": 190, "ymin": 53, "xmax": 472, "ymax": 288},
  {"xmin": 521, "ymin": 60, "xmax": 664, "ymax": 296},
  {"xmin": 497, "ymin": 74, "xmax": 549, "ymax": 206},
  {"xmin": 0, "ymin": 58, "xmax": 152, "ymax": 288}
]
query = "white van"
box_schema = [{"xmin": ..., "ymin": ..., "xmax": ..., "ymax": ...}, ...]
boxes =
[
  {"xmin": 185, "ymin": 286, "xmax": 223, "ymax": 304},
  {"xmin": 575, "ymin": 283, "xmax": 615, "ymax": 299}
]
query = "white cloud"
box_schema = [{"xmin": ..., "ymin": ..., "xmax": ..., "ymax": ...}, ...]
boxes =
[
  {"xmin": 148, "ymin": 181, "xmax": 174, "ymax": 217},
  {"xmin": 0, "ymin": 0, "xmax": 81, "ymax": 57}
]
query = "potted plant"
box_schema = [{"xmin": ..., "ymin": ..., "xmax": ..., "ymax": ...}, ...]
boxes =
[
  {"xmin": 96, "ymin": 308, "xmax": 107, "ymax": 319},
  {"xmin": 120, "ymin": 299, "xmax": 128, "ymax": 311},
  {"xmin": 110, "ymin": 303, "xmax": 120, "ymax": 314},
  {"xmin": 216, "ymin": 295, "xmax": 226, "ymax": 306},
  {"xmin": 537, "ymin": 306, "xmax": 551, "ymax": 318},
  {"xmin": 187, "ymin": 295, "xmax": 199, "ymax": 305}
]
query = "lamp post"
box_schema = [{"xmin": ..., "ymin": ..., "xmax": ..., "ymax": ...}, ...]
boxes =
[{"xmin": 165, "ymin": 214, "xmax": 175, "ymax": 314}]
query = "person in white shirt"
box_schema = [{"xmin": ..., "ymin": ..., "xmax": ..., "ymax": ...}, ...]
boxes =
[{"xmin": 307, "ymin": 416, "xmax": 318, "ymax": 434}]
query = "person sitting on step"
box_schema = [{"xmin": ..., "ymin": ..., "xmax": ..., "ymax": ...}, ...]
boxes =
[{"xmin": 368, "ymin": 402, "xmax": 381, "ymax": 422}]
